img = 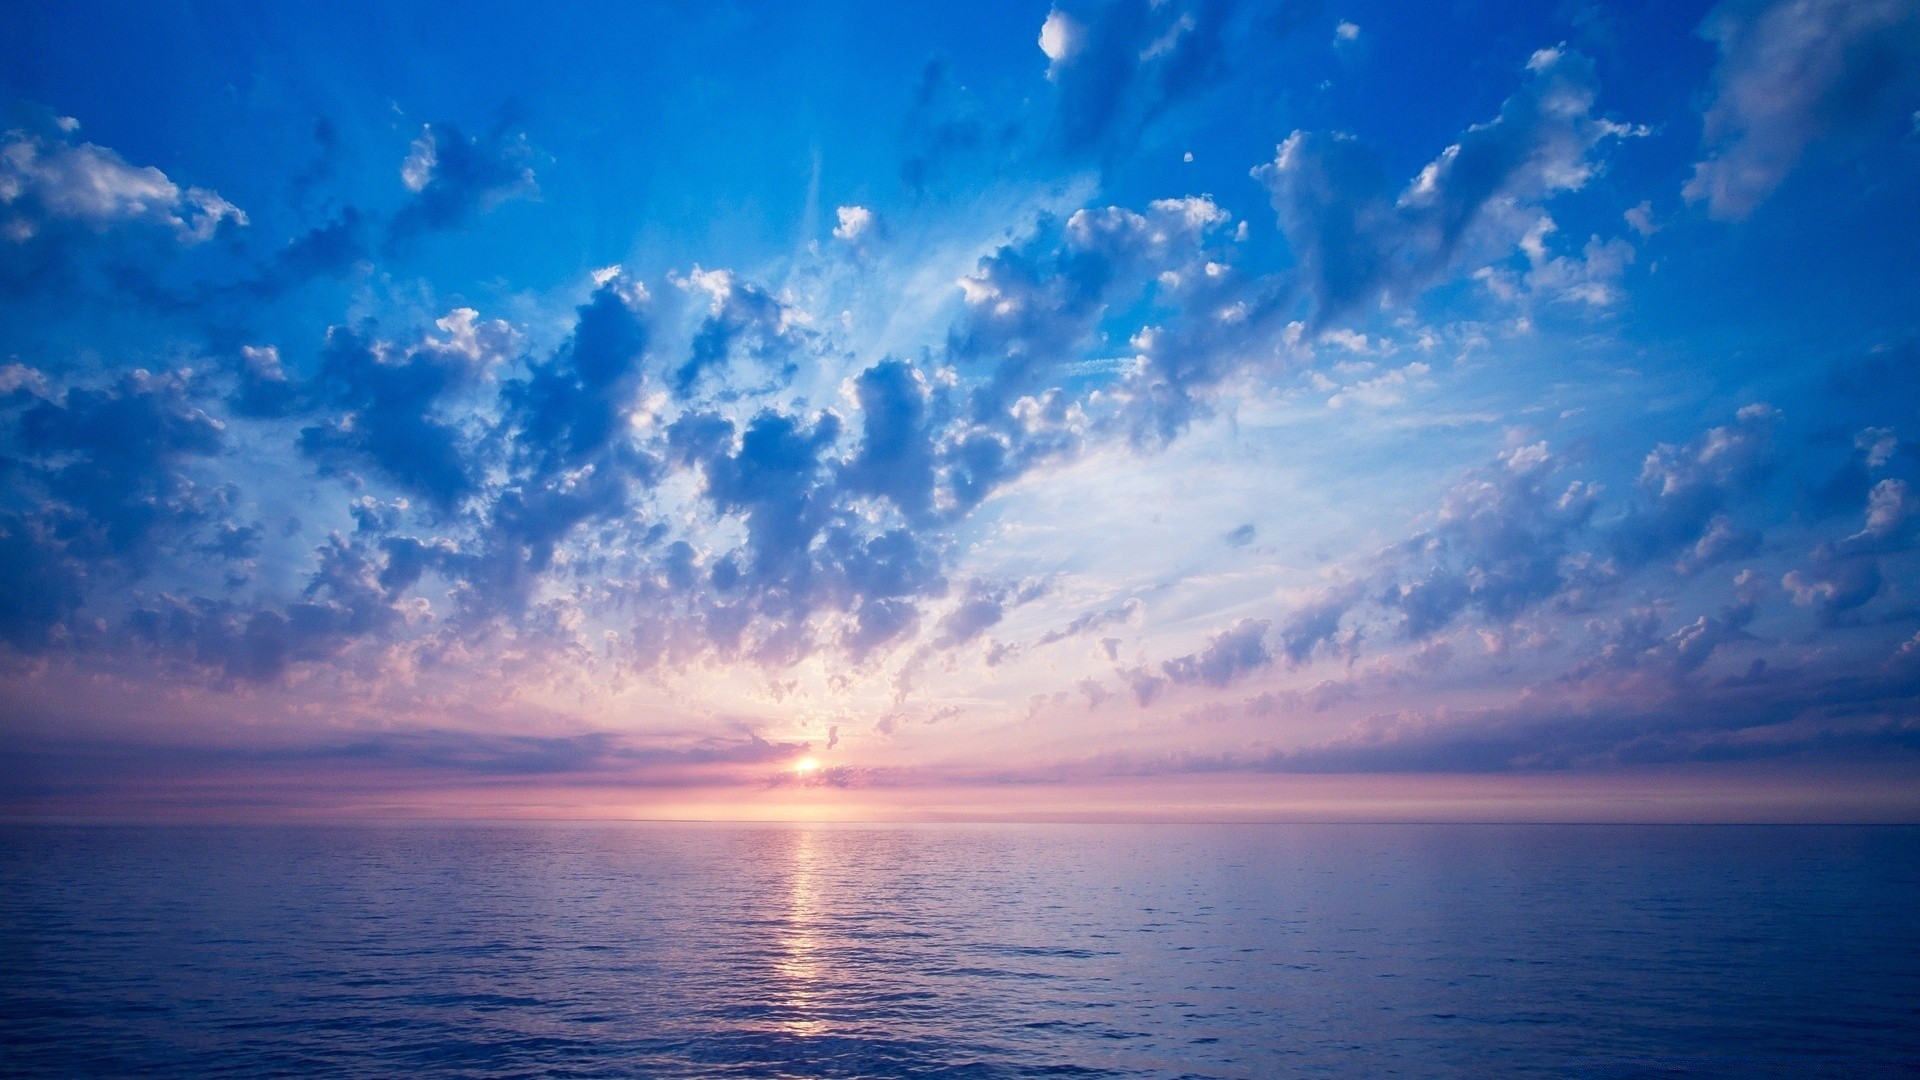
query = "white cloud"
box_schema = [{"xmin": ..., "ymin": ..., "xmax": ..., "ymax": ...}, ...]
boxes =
[
  {"xmin": 0, "ymin": 131, "xmax": 246, "ymax": 242},
  {"xmin": 833, "ymin": 204, "xmax": 876, "ymax": 242},
  {"xmin": 1039, "ymin": 8, "xmax": 1081, "ymax": 70},
  {"xmin": 1855, "ymin": 478, "xmax": 1915, "ymax": 540},
  {"xmin": 401, "ymin": 128, "xmax": 437, "ymax": 192}
]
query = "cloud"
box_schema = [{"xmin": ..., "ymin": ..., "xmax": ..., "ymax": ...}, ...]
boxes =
[
  {"xmin": 125, "ymin": 534, "xmax": 423, "ymax": 683},
  {"xmin": 839, "ymin": 359, "xmax": 939, "ymax": 524},
  {"xmin": 301, "ymin": 309, "xmax": 517, "ymax": 512},
  {"xmin": 1780, "ymin": 477, "xmax": 1916, "ymax": 623},
  {"xmin": 1686, "ymin": 0, "xmax": 1920, "ymax": 220},
  {"xmin": 989, "ymin": 596, "xmax": 1142, "ymax": 666},
  {"xmin": 0, "ymin": 364, "xmax": 250, "ymax": 654},
  {"xmin": 1118, "ymin": 663, "xmax": 1168, "ymax": 706},
  {"xmin": 932, "ymin": 579, "xmax": 1015, "ymax": 649},
  {"xmin": 0, "ymin": 121, "xmax": 252, "ymax": 306},
  {"xmin": 1857, "ymin": 477, "xmax": 1916, "ymax": 541},
  {"xmin": 1609, "ymin": 404, "xmax": 1777, "ymax": 568},
  {"xmin": 1374, "ymin": 441, "xmax": 1601, "ymax": 641},
  {"xmin": 453, "ymin": 276, "xmax": 660, "ymax": 621},
  {"xmin": 1261, "ymin": 412, "xmax": 1786, "ymax": 674},
  {"xmin": 1, "ymin": 128, "xmax": 246, "ymax": 244},
  {"xmin": 1039, "ymin": 0, "xmax": 1258, "ymax": 157},
  {"xmin": 661, "ymin": 392, "xmax": 960, "ymax": 668},
  {"xmin": 672, "ymin": 268, "xmax": 811, "ymax": 398},
  {"xmin": 0, "ymin": 518, "xmax": 88, "ymax": 652},
  {"xmin": 832, "ymin": 205, "xmax": 877, "ymax": 242},
  {"xmin": 1161, "ymin": 617, "xmax": 1273, "ymax": 687},
  {"xmin": 950, "ymin": 195, "xmax": 1232, "ymax": 419},
  {"xmin": 1254, "ymin": 47, "xmax": 1635, "ymax": 327},
  {"xmin": 8, "ymin": 367, "xmax": 228, "ymax": 565},
  {"xmin": 1039, "ymin": 9, "xmax": 1081, "ymax": 67},
  {"xmin": 1, "ymin": 728, "xmax": 816, "ymax": 804},
  {"xmin": 387, "ymin": 123, "xmax": 537, "ymax": 244},
  {"xmin": 1277, "ymin": 582, "xmax": 1365, "ymax": 666},
  {"xmin": 503, "ymin": 276, "xmax": 652, "ymax": 479}
]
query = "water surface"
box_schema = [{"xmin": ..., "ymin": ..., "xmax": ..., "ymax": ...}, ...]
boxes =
[{"xmin": 3, "ymin": 823, "xmax": 1917, "ymax": 1077}]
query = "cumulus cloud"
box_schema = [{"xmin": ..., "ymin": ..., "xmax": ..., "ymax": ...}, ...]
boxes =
[
  {"xmin": 1610, "ymin": 404, "xmax": 1777, "ymax": 568},
  {"xmin": 839, "ymin": 359, "xmax": 939, "ymax": 524},
  {"xmin": 0, "ymin": 367, "xmax": 231, "ymax": 651},
  {"xmin": 1254, "ymin": 47, "xmax": 1636, "ymax": 327},
  {"xmin": 0, "ymin": 128, "xmax": 246, "ymax": 244},
  {"xmin": 1780, "ymin": 477, "xmax": 1917, "ymax": 623},
  {"xmin": 672, "ymin": 268, "xmax": 811, "ymax": 398},
  {"xmin": 301, "ymin": 309, "xmax": 517, "ymax": 512},
  {"xmin": 950, "ymin": 195, "xmax": 1233, "ymax": 420},
  {"xmin": 1161, "ymin": 617, "xmax": 1273, "ymax": 687},
  {"xmin": 1375, "ymin": 441, "xmax": 1601, "ymax": 640},
  {"xmin": 832, "ymin": 205, "xmax": 877, "ymax": 242},
  {"xmin": 1686, "ymin": 0, "xmax": 1920, "ymax": 220}
]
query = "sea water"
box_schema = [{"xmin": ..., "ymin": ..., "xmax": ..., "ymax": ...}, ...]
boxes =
[{"xmin": 3, "ymin": 822, "xmax": 1917, "ymax": 1077}]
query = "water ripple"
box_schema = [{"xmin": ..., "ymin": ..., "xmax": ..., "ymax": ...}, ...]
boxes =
[{"xmin": 3, "ymin": 823, "xmax": 1919, "ymax": 1077}]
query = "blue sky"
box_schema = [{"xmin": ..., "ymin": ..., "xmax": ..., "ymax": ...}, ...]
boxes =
[{"xmin": 3, "ymin": 0, "xmax": 1919, "ymax": 819}]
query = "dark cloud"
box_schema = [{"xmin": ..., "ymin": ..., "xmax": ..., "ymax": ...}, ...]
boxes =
[
  {"xmin": 1254, "ymin": 647, "xmax": 1920, "ymax": 774},
  {"xmin": 237, "ymin": 208, "xmax": 369, "ymax": 301},
  {"xmin": 386, "ymin": 122, "xmax": 537, "ymax": 246},
  {"xmin": 1277, "ymin": 582, "xmax": 1364, "ymax": 667},
  {"xmin": 0, "ymin": 728, "xmax": 813, "ymax": 804},
  {"xmin": 1114, "ymin": 263, "xmax": 1294, "ymax": 443},
  {"xmin": 505, "ymin": 279, "xmax": 652, "ymax": 478},
  {"xmin": 301, "ymin": 310, "xmax": 511, "ymax": 512},
  {"xmin": 1119, "ymin": 663, "xmax": 1168, "ymax": 706},
  {"xmin": 1782, "ymin": 478, "xmax": 1917, "ymax": 623},
  {"xmin": 1031, "ymin": 598, "xmax": 1141, "ymax": 651},
  {"xmin": 840, "ymin": 359, "xmax": 939, "ymax": 524},
  {"xmin": 661, "ymin": 398, "xmax": 958, "ymax": 667},
  {"xmin": 230, "ymin": 344, "xmax": 298, "ymax": 419},
  {"xmin": 0, "ymin": 518, "xmax": 87, "ymax": 652},
  {"xmin": 9, "ymin": 367, "xmax": 226, "ymax": 564},
  {"xmin": 673, "ymin": 270, "xmax": 809, "ymax": 399},
  {"xmin": 932, "ymin": 579, "xmax": 1017, "ymax": 649},
  {"xmin": 444, "ymin": 277, "xmax": 662, "ymax": 621}
]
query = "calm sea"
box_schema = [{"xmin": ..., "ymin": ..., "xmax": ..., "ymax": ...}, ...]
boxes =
[{"xmin": 2, "ymin": 823, "xmax": 1917, "ymax": 1077}]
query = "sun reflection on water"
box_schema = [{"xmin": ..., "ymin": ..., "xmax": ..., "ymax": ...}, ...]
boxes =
[{"xmin": 773, "ymin": 827, "xmax": 829, "ymax": 1037}]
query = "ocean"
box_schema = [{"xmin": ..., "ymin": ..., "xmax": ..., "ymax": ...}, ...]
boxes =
[{"xmin": 3, "ymin": 822, "xmax": 1917, "ymax": 1077}]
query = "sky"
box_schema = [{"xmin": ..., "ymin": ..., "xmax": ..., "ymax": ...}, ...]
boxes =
[{"xmin": 2, "ymin": 0, "xmax": 1919, "ymax": 821}]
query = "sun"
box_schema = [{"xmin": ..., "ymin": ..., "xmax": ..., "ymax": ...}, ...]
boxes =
[{"xmin": 794, "ymin": 757, "xmax": 820, "ymax": 776}]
